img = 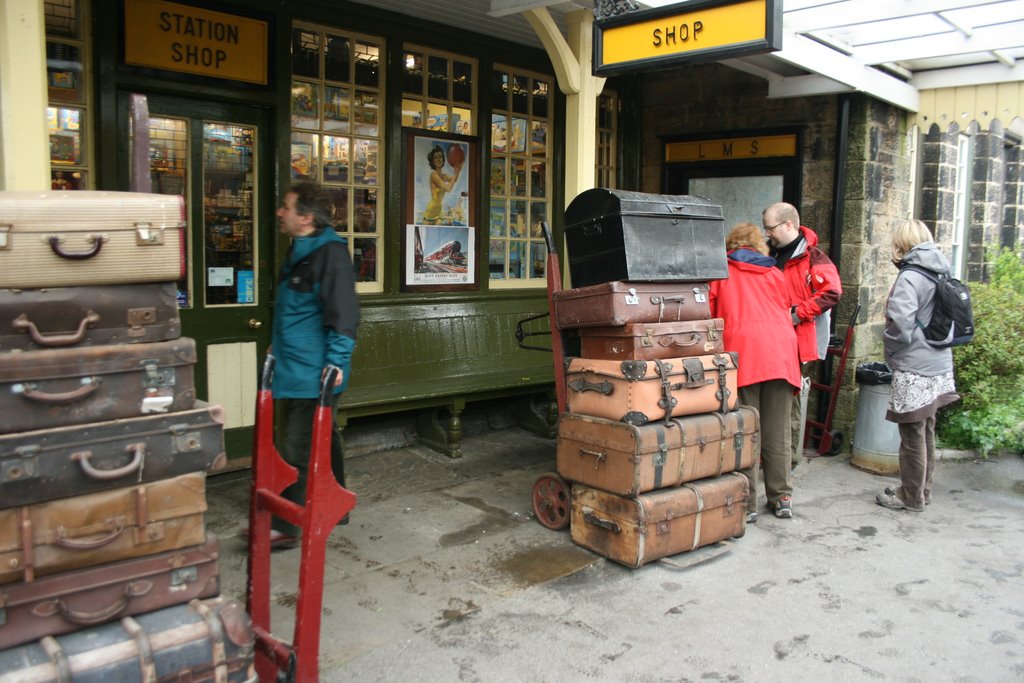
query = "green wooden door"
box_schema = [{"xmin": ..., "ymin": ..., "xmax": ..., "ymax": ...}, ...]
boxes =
[{"xmin": 120, "ymin": 93, "xmax": 274, "ymax": 466}]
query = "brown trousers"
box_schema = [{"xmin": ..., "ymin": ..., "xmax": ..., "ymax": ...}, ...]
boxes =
[
  {"xmin": 739, "ymin": 379, "xmax": 794, "ymax": 511},
  {"xmin": 895, "ymin": 415, "xmax": 936, "ymax": 509}
]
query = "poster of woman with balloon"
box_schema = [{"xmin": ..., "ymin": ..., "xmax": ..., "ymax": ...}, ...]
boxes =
[{"xmin": 404, "ymin": 130, "xmax": 478, "ymax": 291}]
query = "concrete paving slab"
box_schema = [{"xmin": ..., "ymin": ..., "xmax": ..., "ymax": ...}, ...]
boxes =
[{"xmin": 207, "ymin": 427, "xmax": 1024, "ymax": 682}]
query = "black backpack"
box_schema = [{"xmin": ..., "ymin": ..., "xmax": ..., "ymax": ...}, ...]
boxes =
[{"xmin": 901, "ymin": 264, "xmax": 974, "ymax": 348}]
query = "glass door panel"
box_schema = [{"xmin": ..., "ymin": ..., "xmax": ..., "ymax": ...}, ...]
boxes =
[{"xmin": 146, "ymin": 116, "xmax": 191, "ymax": 307}]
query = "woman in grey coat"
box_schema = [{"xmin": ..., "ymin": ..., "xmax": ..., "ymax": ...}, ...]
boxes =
[{"xmin": 877, "ymin": 219, "xmax": 960, "ymax": 511}]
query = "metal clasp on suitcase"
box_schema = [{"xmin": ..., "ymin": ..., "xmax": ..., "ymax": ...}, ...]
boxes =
[
  {"xmin": 0, "ymin": 224, "xmax": 10, "ymax": 249},
  {"xmin": 3, "ymin": 445, "xmax": 40, "ymax": 483},
  {"xmin": 624, "ymin": 287, "xmax": 639, "ymax": 305},
  {"xmin": 135, "ymin": 222, "xmax": 166, "ymax": 245}
]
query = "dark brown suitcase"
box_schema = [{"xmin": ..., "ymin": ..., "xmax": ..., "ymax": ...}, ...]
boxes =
[
  {"xmin": 552, "ymin": 281, "xmax": 711, "ymax": 330},
  {"xmin": 565, "ymin": 353, "xmax": 739, "ymax": 425},
  {"xmin": 0, "ymin": 597, "xmax": 255, "ymax": 683},
  {"xmin": 0, "ymin": 472, "xmax": 208, "ymax": 584},
  {"xmin": 556, "ymin": 407, "xmax": 759, "ymax": 496},
  {"xmin": 0, "ymin": 337, "xmax": 197, "ymax": 434},
  {"xmin": 570, "ymin": 473, "xmax": 748, "ymax": 568},
  {"xmin": 564, "ymin": 189, "xmax": 727, "ymax": 287},
  {"xmin": 579, "ymin": 318, "xmax": 725, "ymax": 360},
  {"xmin": 0, "ymin": 405, "xmax": 226, "ymax": 508},
  {"xmin": 0, "ymin": 535, "xmax": 220, "ymax": 650},
  {"xmin": 0, "ymin": 282, "xmax": 181, "ymax": 351}
]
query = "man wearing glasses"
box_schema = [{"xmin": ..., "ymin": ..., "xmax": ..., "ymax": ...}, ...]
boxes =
[{"xmin": 763, "ymin": 202, "xmax": 842, "ymax": 474}]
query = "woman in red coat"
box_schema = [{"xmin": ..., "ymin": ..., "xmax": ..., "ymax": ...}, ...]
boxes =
[{"xmin": 709, "ymin": 223, "xmax": 802, "ymax": 521}]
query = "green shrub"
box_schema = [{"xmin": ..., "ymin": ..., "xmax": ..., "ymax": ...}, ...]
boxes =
[{"xmin": 937, "ymin": 248, "xmax": 1024, "ymax": 455}]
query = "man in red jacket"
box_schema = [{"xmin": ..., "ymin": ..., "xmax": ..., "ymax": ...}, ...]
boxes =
[{"xmin": 763, "ymin": 202, "xmax": 842, "ymax": 459}]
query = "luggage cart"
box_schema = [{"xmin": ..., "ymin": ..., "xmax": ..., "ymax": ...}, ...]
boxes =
[
  {"xmin": 803, "ymin": 303, "xmax": 861, "ymax": 456},
  {"xmin": 515, "ymin": 223, "xmax": 573, "ymax": 530},
  {"xmin": 247, "ymin": 355, "xmax": 357, "ymax": 683}
]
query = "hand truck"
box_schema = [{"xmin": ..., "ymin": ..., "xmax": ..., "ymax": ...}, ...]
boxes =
[
  {"xmin": 803, "ymin": 303, "xmax": 861, "ymax": 456},
  {"xmin": 247, "ymin": 355, "xmax": 357, "ymax": 682}
]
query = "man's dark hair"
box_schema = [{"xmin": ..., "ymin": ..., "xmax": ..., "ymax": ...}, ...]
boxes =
[{"xmin": 289, "ymin": 182, "xmax": 333, "ymax": 230}]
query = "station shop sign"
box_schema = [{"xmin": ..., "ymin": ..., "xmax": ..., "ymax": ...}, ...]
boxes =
[
  {"xmin": 124, "ymin": 0, "xmax": 268, "ymax": 85},
  {"xmin": 594, "ymin": 0, "xmax": 781, "ymax": 77}
]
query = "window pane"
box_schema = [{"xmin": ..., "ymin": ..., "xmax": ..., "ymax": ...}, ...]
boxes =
[
  {"xmin": 292, "ymin": 29, "xmax": 320, "ymax": 78},
  {"xmin": 147, "ymin": 116, "xmax": 188, "ymax": 304},
  {"xmin": 353, "ymin": 139, "xmax": 379, "ymax": 185},
  {"xmin": 426, "ymin": 102, "xmax": 448, "ymax": 130},
  {"xmin": 48, "ymin": 106, "xmax": 82, "ymax": 165},
  {"xmin": 354, "ymin": 90, "xmax": 379, "ymax": 136},
  {"xmin": 492, "ymin": 71, "xmax": 508, "ymax": 110},
  {"xmin": 530, "ymin": 121, "xmax": 547, "ymax": 156},
  {"xmin": 291, "ymin": 81, "xmax": 319, "ymax": 129},
  {"xmin": 452, "ymin": 106, "xmax": 472, "ymax": 136},
  {"xmin": 403, "ymin": 52, "xmax": 424, "ymax": 94},
  {"xmin": 530, "ymin": 201, "xmax": 547, "ymax": 237},
  {"xmin": 531, "ymin": 161, "xmax": 546, "ymax": 198},
  {"xmin": 490, "ymin": 158, "xmax": 506, "ymax": 196},
  {"xmin": 510, "ymin": 200, "xmax": 527, "ymax": 237},
  {"xmin": 324, "ymin": 86, "xmax": 350, "ymax": 133},
  {"xmin": 354, "ymin": 41, "xmax": 380, "ymax": 87},
  {"xmin": 354, "ymin": 188, "xmax": 377, "ymax": 232},
  {"xmin": 47, "ymin": 41, "xmax": 83, "ymax": 102},
  {"xmin": 290, "ymin": 132, "xmax": 319, "ymax": 181},
  {"xmin": 453, "ymin": 60, "xmax": 473, "ymax": 104},
  {"xmin": 491, "ymin": 114, "xmax": 507, "ymax": 153},
  {"xmin": 511, "ymin": 75, "xmax": 528, "ymax": 114},
  {"xmin": 510, "ymin": 159, "xmax": 527, "ymax": 197},
  {"xmin": 51, "ymin": 169, "xmax": 85, "ymax": 190},
  {"xmin": 45, "ymin": 0, "xmax": 79, "ymax": 38},
  {"xmin": 510, "ymin": 117, "xmax": 527, "ymax": 154},
  {"xmin": 530, "ymin": 242, "xmax": 546, "ymax": 278},
  {"xmin": 354, "ymin": 237, "xmax": 378, "ymax": 282},
  {"xmin": 532, "ymin": 78, "xmax": 549, "ymax": 118},
  {"xmin": 428, "ymin": 55, "xmax": 448, "ymax": 99},
  {"xmin": 323, "ymin": 135, "xmax": 349, "ymax": 183},
  {"xmin": 325, "ymin": 34, "xmax": 350, "ymax": 82},
  {"xmin": 489, "ymin": 199, "xmax": 507, "ymax": 237},
  {"xmin": 489, "ymin": 239, "xmax": 507, "ymax": 279},
  {"xmin": 326, "ymin": 187, "xmax": 349, "ymax": 232},
  {"xmin": 402, "ymin": 97, "xmax": 424, "ymax": 128},
  {"xmin": 509, "ymin": 240, "xmax": 527, "ymax": 279}
]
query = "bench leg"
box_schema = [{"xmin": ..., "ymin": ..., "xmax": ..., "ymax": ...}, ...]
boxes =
[
  {"xmin": 513, "ymin": 391, "xmax": 558, "ymax": 438},
  {"xmin": 416, "ymin": 398, "xmax": 465, "ymax": 458}
]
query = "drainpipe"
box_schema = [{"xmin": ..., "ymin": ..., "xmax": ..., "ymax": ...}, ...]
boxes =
[{"xmin": 830, "ymin": 94, "xmax": 850, "ymax": 272}]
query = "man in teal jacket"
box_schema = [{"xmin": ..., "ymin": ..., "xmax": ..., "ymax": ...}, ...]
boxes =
[{"xmin": 270, "ymin": 182, "xmax": 359, "ymax": 548}]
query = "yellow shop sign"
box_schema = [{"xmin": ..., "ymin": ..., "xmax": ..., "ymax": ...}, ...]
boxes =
[
  {"xmin": 124, "ymin": 0, "xmax": 268, "ymax": 85},
  {"xmin": 595, "ymin": 0, "xmax": 781, "ymax": 76},
  {"xmin": 665, "ymin": 134, "xmax": 797, "ymax": 162}
]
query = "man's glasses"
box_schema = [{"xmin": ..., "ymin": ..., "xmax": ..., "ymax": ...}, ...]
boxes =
[{"xmin": 764, "ymin": 220, "xmax": 788, "ymax": 233}]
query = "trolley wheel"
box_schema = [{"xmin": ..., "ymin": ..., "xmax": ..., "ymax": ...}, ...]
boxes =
[
  {"xmin": 825, "ymin": 430, "xmax": 844, "ymax": 456},
  {"xmin": 532, "ymin": 473, "xmax": 571, "ymax": 530}
]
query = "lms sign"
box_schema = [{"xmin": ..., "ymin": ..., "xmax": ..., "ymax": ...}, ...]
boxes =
[{"xmin": 594, "ymin": 0, "xmax": 782, "ymax": 77}]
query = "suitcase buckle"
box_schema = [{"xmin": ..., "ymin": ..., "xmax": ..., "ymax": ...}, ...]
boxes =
[
  {"xmin": 135, "ymin": 223, "xmax": 166, "ymax": 245},
  {"xmin": 0, "ymin": 225, "xmax": 9, "ymax": 250}
]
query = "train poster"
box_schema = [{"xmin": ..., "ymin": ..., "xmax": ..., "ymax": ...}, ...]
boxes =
[{"xmin": 402, "ymin": 128, "xmax": 479, "ymax": 291}]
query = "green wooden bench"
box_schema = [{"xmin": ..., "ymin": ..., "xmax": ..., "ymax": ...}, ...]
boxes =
[{"xmin": 337, "ymin": 295, "xmax": 557, "ymax": 457}]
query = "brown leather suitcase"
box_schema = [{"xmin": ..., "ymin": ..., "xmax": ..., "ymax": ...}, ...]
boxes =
[
  {"xmin": 570, "ymin": 473, "xmax": 748, "ymax": 568},
  {"xmin": 579, "ymin": 318, "xmax": 725, "ymax": 360},
  {"xmin": 0, "ymin": 282, "xmax": 181, "ymax": 351},
  {"xmin": 556, "ymin": 407, "xmax": 759, "ymax": 496},
  {"xmin": 553, "ymin": 281, "xmax": 712, "ymax": 330},
  {"xmin": 0, "ymin": 535, "xmax": 219, "ymax": 650},
  {"xmin": 0, "ymin": 405, "xmax": 225, "ymax": 508},
  {"xmin": 0, "ymin": 597, "xmax": 255, "ymax": 683},
  {"xmin": 0, "ymin": 191, "xmax": 186, "ymax": 289},
  {"xmin": 0, "ymin": 472, "xmax": 208, "ymax": 584},
  {"xmin": 565, "ymin": 353, "xmax": 739, "ymax": 425},
  {"xmin": 0, "ymin": 337, "xmax": 197, "ymax": 434}
]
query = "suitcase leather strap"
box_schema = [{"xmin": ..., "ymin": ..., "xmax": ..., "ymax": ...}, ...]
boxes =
[
  {"xmin": 732, "ymin": 410, "xmax": 745, "ymax": 471},
  {"xmin": 13, "ymin": 311, "xmax": 100, "ymax": 347},
  {"xmin": 653, "ymin": 425, "xmax": 667, "ymax": 489},
  {"xmin": 121, "ymin": 615, "xmax": 159, "ymax": 683},
  {"xmin": 682, "ymin": 483, "xmax": 705, "ymax": 551},
  {"xmin": 709, "ymin": 412, "xmax": 728, "ymax": 477},
  {"xmin": 193, "ymin": 599, "xmax": 230, "ymax": 683},
  {"xmin": 40, "ymin": 636, "xmax": 72, "ymax": 683},
  {"xmin": 654, "ymin": 360, "xmax": 677, "ymax": 424},
  {"xmin": 712, "ymin": 354, "xmax": 733, "ymax": 413}
]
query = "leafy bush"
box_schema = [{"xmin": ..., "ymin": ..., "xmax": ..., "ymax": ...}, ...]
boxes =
[{"xmin": 937, "ymin": 248, "xmax": 1024, "ymax": 455}]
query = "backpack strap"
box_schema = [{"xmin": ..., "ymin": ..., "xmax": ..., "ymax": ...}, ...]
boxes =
[{"xmin": 898, "ymin": 263, "xmax": 942, "ymax": 332}]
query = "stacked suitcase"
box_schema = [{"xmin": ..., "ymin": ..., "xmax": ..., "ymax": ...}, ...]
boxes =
[
  {"xmin": 0, "ymin": 191, "xmax": 255, "ymax": 681},
  {"xmin": 552, "ymin": 189, "xmax": 759, "ymax": 568}
]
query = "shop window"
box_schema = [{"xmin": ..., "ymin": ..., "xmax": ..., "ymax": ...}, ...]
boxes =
[
  {"xmin": 401, "ymin": 46, "xmax": 476, "ymax": 135},
  {"xmin": 45, "ymin": 0, "xmax": 90, "ymax": 190},
  {"xmin": 291, "ymin": 23, "xmax": 385, "ymax": 293},
  {"xmin": 596, "ymin": 91, "xmax": 617, "ymax": 189},
  {"xmin": 488, "ymin": 67, "xmax": 551, "ymax": 287}
]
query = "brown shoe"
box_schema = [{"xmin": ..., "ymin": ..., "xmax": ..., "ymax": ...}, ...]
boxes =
[{"xmin": 876, "ymin": 490, "xmax": 924, "ymax": 512}]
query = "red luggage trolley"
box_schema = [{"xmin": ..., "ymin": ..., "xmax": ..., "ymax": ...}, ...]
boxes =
[
  {"xmin": 803, "ymin": 303, "xmax": 861, "ymax": 456},
  {"xmin": 247, "ymin": 355, "xmax": 357, "ymax": 682}
]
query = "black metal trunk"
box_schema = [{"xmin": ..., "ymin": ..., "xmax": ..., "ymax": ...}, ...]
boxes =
[{"xmin": 564, "ymin": 189, "xmax": 727, "ymax": 287}]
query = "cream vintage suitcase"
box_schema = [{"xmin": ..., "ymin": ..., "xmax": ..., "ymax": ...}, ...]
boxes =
[{"xmin": 0, "ymin": 191, "xmax": 185, "ymax": 288}]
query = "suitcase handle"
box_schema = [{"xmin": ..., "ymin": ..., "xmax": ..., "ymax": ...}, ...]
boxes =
[
  {"xmin": 48, "ymin": 234, "xmax": 107, "ymax": 260},
  {"xmin": 568, "ymin": 378, "xmax": 613, "ymax": 395},
  {"xmin": 659, "ymin": 333, "xmax": 700, "ymax": 348},
  {"xmin": 578, "ymin": 448, "xmax": 607, "ymax": 470},
  {"xmin": 13, "ymin": 311, "xmax": 100, "ymax": 347},
  {"xmin": 51, "ymin": 580, "xmax": 152, "ymax": 625},
  {"xmin": 71, "ymin": 443, "xmax": 146, "ymax": 480},
  {"xmin": 17, "ymin": 377, "xmax": 101, "ymax": 404},
  {"xmin": 52, "ymin": 519, "xmax": 125, "ymax": 549},
  {"xmin": 582, "ymin": 510, "xmax": 621, "ymax": 533}
]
